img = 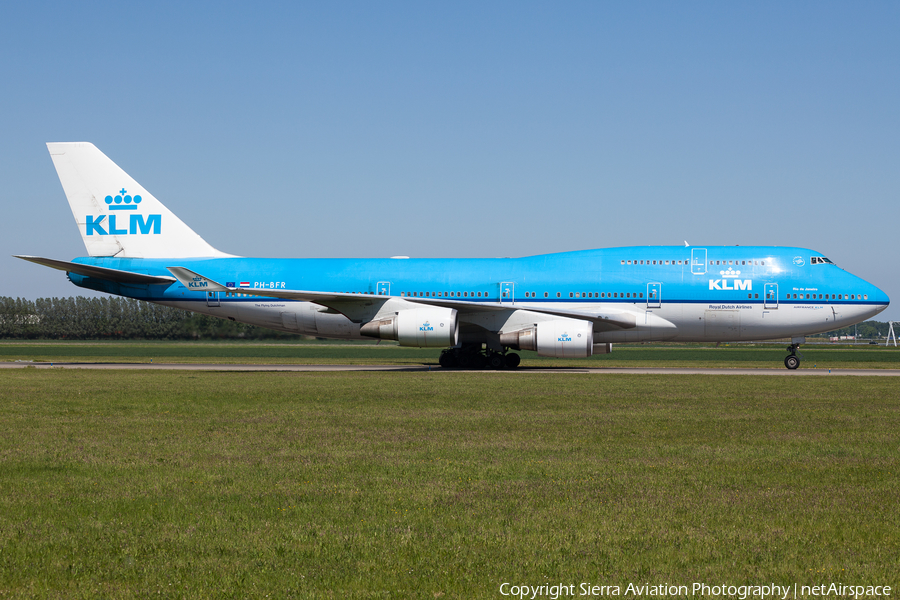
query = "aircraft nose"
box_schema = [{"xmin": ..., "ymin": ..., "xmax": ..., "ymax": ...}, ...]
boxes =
[{"xmin": 863, "ymin": 279, "xmax": 890, "ymax": 318}]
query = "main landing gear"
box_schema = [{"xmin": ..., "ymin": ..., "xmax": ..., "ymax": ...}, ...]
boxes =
[
  {"xmin": 784, "ymin": 343, "xmax": 802, "ymax": 370},
  {"xmin": 439, "ymin": 344, "xmax": 520, "ymax": 370}
]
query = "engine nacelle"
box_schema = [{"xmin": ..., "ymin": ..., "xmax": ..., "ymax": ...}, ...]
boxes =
[
  {"xmin": 359, "ymin": 307, "xmax": 459, "ymax": 348},
  {"xmin": 500, "ymin": 319, "xmax": 594, "ymax": 358}
]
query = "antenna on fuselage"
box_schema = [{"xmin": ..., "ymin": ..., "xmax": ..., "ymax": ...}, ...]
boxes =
[{"xmin": 684, "ymin": 241, "xmax": 689, "ymax": 247}]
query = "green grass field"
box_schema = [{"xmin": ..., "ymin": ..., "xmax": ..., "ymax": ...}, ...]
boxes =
[
  {"xmin": 1, "ymin": 370, "xmax": 898, "ymax": 598},
  {"xmin": 1, "ymin": 340, "xmax": 898, "ymax": 369}
]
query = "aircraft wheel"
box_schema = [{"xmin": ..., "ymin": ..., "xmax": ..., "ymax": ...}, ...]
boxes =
[
  {"xmin": 784, "ymin": 355, "xmax": 800, "ymax": 370},
  {"xmin": 504, "ymin": 353, "xmax": 521, "ymax": 369},
  {"xmin": 488, "ymin": 353, "xmax": 505, "ymax": 370},
  {"xmin": 439, "ymin": 352, "xmax": 457, "ymax": 369}
]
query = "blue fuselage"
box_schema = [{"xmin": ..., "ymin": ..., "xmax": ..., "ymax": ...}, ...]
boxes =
[
  {"xmin": 66, "ymin": 245, "xmax": 888, "ymax": 344},
  {"xmin": 68, "ymin": 246, "xmax": 888, "ymax": 308}
]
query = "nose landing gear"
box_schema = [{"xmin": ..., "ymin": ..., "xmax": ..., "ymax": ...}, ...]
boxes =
[{"xmin": 784, "ymin": 343, "xmax": 803, "ymax": 370}]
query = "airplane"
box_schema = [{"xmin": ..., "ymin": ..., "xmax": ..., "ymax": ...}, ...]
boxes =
[{"xmin": 16, "ymin": 142, "xmax": 890, "ymax": 370}]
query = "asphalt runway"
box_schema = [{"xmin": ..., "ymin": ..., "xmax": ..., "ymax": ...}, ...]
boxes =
[{"xmin": 2, "ymin": 362, "xmax": 899, "ymax": 376}]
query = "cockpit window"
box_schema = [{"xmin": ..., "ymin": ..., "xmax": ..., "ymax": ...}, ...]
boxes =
[{"xmin": 811, "ymin": 256, "xmax": 834, "ymax": 265}]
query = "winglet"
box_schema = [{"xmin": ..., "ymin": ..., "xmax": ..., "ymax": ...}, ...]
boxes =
[{"xmin": 166, "ymin": 267, "xmax": 230, "ymax": 292}]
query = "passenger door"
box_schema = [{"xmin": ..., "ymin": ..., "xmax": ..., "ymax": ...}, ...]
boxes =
[
  {"xmin": 691, "ymin": 248, "xmax": 707, "ymax": 275},
  {"xmin": 764, "ymin": 283, "xmax": 778, "ymax": 309},
  {"xmin": 647, "ymin": 283, "xmax": 661, "ymax": 309}
]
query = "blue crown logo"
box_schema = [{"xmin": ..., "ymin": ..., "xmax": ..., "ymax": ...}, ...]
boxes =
[{"xmin": 104, "ymin": 188, "xmax": 142, "ymax": 211}]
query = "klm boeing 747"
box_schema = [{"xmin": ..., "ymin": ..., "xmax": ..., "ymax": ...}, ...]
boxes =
[{"xmin": 17, "ymin": 142, "xmax": 890, "ymax": 369}]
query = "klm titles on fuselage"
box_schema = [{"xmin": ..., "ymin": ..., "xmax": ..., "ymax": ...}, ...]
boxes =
[
  {"xmin": 85, "ymin": 189, "xmax": 161, "ymax": 236},
  {"xmin": 709, "ymin": 268, "xmax": 752, "ymax": 291}
]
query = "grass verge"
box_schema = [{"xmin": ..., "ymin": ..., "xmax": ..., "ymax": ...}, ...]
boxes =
[
  {"xmin": 0, "ymin": 371, "xmax": 898, "ymax": 597},
  {"xmin": 0, "ymin": 340, "xmax": 898, "ymax": 369}
]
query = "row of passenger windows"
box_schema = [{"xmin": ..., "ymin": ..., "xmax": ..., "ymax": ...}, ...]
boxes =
[
  {"xmin": 622, "ymin": 259, "xmax": 685, "ymax": 265},
  {"xmin": 619, "ymin": 259, "xmax": 768, "ymax": 266},
  {"xmin": 785, "ymin": 293, "xmax": 867, "ymax": 300},
  {"xmin": 710, "ymin": 260, "xmax": 765, "ymax": 266},
  {"xmin": 402, "ymin": 291, "xmax": 488, "ymax": 298},
  {"xmin": 225, "ymin": 290, "xmax": 866, "ymax": 301},
  {"xmin": 400, "ymin": 292, "xmax": 868, "ymax": 301},
  {"xmin": 400, "ymin": 291, "xmax": 646, "ymax": 299},
  {"xmin": 522, "ymin": 292, "xmax": 645, "ymax": 299}
]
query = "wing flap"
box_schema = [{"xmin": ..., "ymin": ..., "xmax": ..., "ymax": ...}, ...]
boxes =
[
  {"xmin": 15, "ymin": 255, "xmax": 176, "ymax": 285},
  {"xmin": 396, "ymin": 296, "xmax": 639, "ymax": 329}
]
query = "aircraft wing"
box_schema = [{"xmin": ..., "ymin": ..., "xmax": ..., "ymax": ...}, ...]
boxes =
[
  {"xmin": 246, "ymin": 288, "xmax": 637, "ymax": 330},
  {"xmin": 15, "ymin": 255, "xmax": 176, "ymax": 285},
  {"xmin": 166, "ymin": 267, "xmax": 638, "ymax": 330},
  {"xmin": 402, "ymin": 295, "xmax": 638, "ymax": 329}
]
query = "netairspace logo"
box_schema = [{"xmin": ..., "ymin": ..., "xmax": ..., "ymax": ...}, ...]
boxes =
[
  {"xmin": 497, "ymin": 582, "xmax": 893, "ymax": 599},
  {"xmin": 86, "ymin": 189, "xmax": 161, "ymax": 236}
]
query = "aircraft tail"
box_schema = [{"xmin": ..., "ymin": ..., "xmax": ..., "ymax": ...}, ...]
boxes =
[{"xmin": 47, "ymin": 142, "xmax": 232, "ymax": 258}]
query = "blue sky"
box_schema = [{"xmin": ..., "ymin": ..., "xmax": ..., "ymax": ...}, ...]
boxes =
[{"xmin": 2, "ymin": 2, "xmax": 898, "ymax": 320}]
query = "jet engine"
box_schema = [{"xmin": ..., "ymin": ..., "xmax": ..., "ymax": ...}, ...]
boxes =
[
  {"xmin": 360, "ymin": 307, "xmax": 459, "ymax": 348},
  {"xmin": 500, "ymin": 319, "xmax": 594, "ymax": 358}
]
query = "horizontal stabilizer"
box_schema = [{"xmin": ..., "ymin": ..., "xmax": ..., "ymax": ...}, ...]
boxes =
[
  {"xmin": 166, "ymin": 267, "xmax": 229, "ymax": 292},
  {"xmin": 14, "ymin": 255, "xmax": 176, "ymax": 285}
]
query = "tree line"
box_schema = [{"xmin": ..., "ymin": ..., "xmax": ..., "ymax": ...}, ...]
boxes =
[
  {"xmin": 0, "ymin": 296, "xmax": 296, "ymax": 340},
  {"xmin": 0, "ymin": 295, "xmax": 892, "ymax": 341}
]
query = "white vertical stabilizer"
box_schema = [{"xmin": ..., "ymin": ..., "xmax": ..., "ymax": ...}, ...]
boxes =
[{"xmin": 47, "ymin": 142, "xmax": 233, "ymax": 258}]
